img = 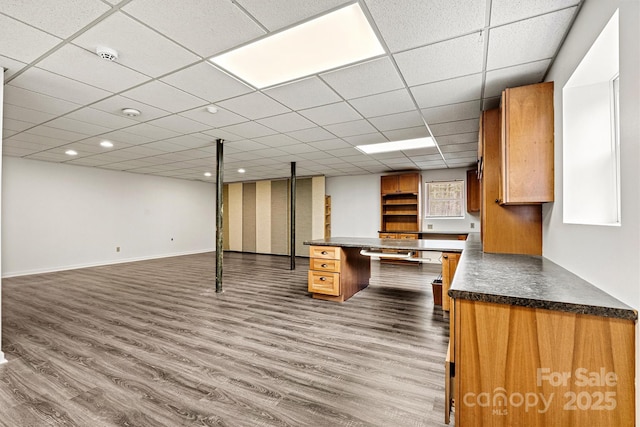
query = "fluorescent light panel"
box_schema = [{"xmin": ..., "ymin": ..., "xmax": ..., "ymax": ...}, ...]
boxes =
[
  {"xmin": 356, "ymin": 137, "xmax": 435, "ymax": 154},
  {"xmin": 209, "ymin": 3, "xmax": 384, "ymax": 89}
]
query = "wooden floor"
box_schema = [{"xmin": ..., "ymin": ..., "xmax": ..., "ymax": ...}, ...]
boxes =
[{"xmin": 0, "ymin": 252, "xmax": 450, "ymax": 426}]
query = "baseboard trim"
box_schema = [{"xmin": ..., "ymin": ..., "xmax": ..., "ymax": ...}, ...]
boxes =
[
  {"xmin": 2, "ymin": 249, "xmax": 215, "ymax": 278},
  {"xmin": 0, "ymin": 351, "xmax": 6, "ymax": 365}
]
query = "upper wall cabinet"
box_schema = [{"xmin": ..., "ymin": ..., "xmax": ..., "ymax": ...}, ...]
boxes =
[
  {"xmin": 380, "ymin": 173, "xmax": 420, "ymax": 195},
  {"xmin": 466, "ymin": 169, "xmax": 480, "ymax": 213},
  {"xmin": 499, "ymin": 82, "xmax": 554, "ymax": 204}
]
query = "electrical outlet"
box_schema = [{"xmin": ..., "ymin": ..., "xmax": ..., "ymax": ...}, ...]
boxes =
[
  {"xmin": 427, "ymin": 224, "xmax": 433, "ymax": 230},
  {"xmin": 116, "ymin": 246, "xmax": 120, "ymax": 252},
  {"xmin": 470, "ymin": 222, "xmax": 475, "ymax": 229}
]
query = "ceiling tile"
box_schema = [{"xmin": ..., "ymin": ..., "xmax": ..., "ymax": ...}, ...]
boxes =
[
  {"xmin": 420, "ymin": 100, "xmax": 481, "ymax": 125},
  {"xmin": 37, "ymin": 44, "xmax": 150, "ymax": 93},
  {"xmin": 369, "ymin": 110, "xmax": 424, "ymax": 132},
  {"xmin": 288, "ymin": 127, "xmax": 335, "ymax": 143},
  {"xmin": 3, "ymin": 104, "xmax": 57, "ymax": 125},
  {"xmin": 71, "ymin": 140, "xmax": 131, "ymax": 155},
  {"xmin": 162, "ymin": 63, "xmax": 254, "ymax": 103},
  {"xmin": 349, "ymin": 89, "xmax": 415, "ymax": 118},
  {"xmin": 46, "ymin": 116, "xmax": 112, "ymax": 136},
  {"xmin": 490, "ymin": 0, "xmax": 580, "ymax": 26},
  {"xmin": 0, "ymin": 0, "xmax": 110, "ymax": 38},
  {"xmin": 308, "ymin": 139, "xmax": 353, "ymax": 150},
  {"xmin": 66, "ymin": 107, "xmax": 139, "ymax": 129},
  {"xmin": 25, "ymin": 125, "xmax": 88, "ymax": 142},
  {"xmin": 324, "ymin": 119, "xmax": 377, "ymax": 138},
  {"xmin": 487, "ymin": 7, "xmax": 577, "ymax": 70},
  {"xmin": 123, "ymin": 122, "xmax": 181, "ymax": 141},
  {"xmin": 264, "ymin": 77, "xmax": 341, "ymax": 110},
  {"xmin": 484, "ymin": 59, "xmax": 551, "ymax": 97},
  {"xmin": 440, "ymin": 142, "xmax": 477, "ymax": 153},
  {"xmin": 98, "ymin": 129, "xmax": 155, "ymax": 145},
  {"xmin": 365, "ymin": 0, "xmax": 486, "ymax": 51},
  {"xmin": 6, "ymin": 132, "xmax": 70, "ymax": 148},
  {"xmin": 411, "ymin": 73, "xmax": 483, "ymax": 109},
  {"xmin": 123, "ymin": 0, "xmax": 266, "ymax": 57},
  {"xmin": 236, "ymin": 0, "xmax": 349, "ymax": 31},
  {"xmin": 383, "ymin": 126, "xmax": 430, "ymax": 141},
  {"xmin": 27, "ymin": 151, "xmax": 77, "ymax": 162},
  {"xmin": 3, "ymin": 118, "xmax": 35, "ymax": 133},
  {"xmin": 159, "ymin": 136, "xmax": 212, "ymax": 150},
  {"xmin": 141, "ymin": 140, "xmax": 190, "ymax": 153},
  {"xmin": 278, "ymin": 143, "xmax": 319, "ymax": 154},
  {"xmin": 73, "ymin": 12, "xmax": 201, "ymax": 78},
  {"xmin": 9, "ymin": 67, "xmax": 110, "ymax": 105},
  {"xmin": 217, "ymin": 92, "xmax": 290, "ymax": 120},
  {"xmin": 394, "ymin": 34, "xmax": 484, "ymax": 87},
  {"xmin": 219, "ymin": 121, "xmax": 278, "ymax": 139},
  {"xmin": 430, "ymin": 119, "xmax": 479, "ymax": 137},
  {"xmin": 2, "ymin": 145, "xmax": 42, "ymax": 157},
  {"xmin": 257, "ymin": 112, "xmax": 316, "ymax": 133},
  {"xmin": 299, "ymin": 102, "xmax": 362, "ymax": 126},
  {"xmin": 146, "ymin": 115, "xmax": 211, "ymax": 134},
  {"xmin": 0, "ymin": 55, "xmax": 27, "ymax": 80},
  {"xmin": 223, "ymin": 140, "xmax": 270, "ymax": 152},
  {"xmin": 90, "ymin": 95, "xmax": 170, "ymax": 122},
  {"xmin": 252, "ymin": 134, "xmax": 301, "ymax": 148},
  {"xmin": 121, "ymin": 80, "xmax": 208, "ymax": 113},
  {"xmin": 179, "ymin": 106, "xmax": 247, "ymax": 128},
  {"xmin": 4, "ymin": 86, "xmax": 81, "ymax": 115},
  {"xmin": 343, "ymin": 133, "xmax": 388, "ymax": 146},
  {"xmin": 321, "ymin": 57, "xmax": 404, "ymax": 99},
  {"xmin": 0, "ymin": 14, "xmax": 61, "ymax": 63},
  {"xmin": 201, "ymin": 128, "xmax": 244, "ymax": 142},
  {"xmin": 436, "ymin": 132, "xmax": 477, "ymax": 146}
]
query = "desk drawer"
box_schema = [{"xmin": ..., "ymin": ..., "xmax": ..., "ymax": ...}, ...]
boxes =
[
  {"xmin": 308, "ymin": 271, "xmax": 340, "ymax": 296},
  {"xmin": 398, "ymin": 233, "xmax": 418, "ymax": 239},
  {"xmin": 310, "ymin": 258, "xmax": 341, "ymax": 272},
  {"xmin": 309, "ymin": 245, "xmax": 341, "ymax": 260}
]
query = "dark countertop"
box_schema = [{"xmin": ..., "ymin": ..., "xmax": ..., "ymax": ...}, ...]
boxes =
[
  {"xmin": 304, "ymin": 237, "xmax": 466, "ymax": 252},
  {"xmin": 449, "ymin": 234, "xmax": 637, "ymax": 321}
]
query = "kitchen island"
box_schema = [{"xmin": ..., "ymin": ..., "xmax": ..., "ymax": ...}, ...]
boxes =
[{"xmin": 304, "ymin": 237, "xmax": 465, "ymax": 302}]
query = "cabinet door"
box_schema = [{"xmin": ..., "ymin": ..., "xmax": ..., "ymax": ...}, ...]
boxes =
[
  {"xmin": 398, "ymin": 173, "xmax": 419, "ymax": 193},
  {"xmin": 441, "ymin": 252, "xmax": 460, "ymax": 311},
  {"xmin": 500, "ymin": 82, "xmax": 554, "ymax": 204},
  {"xmin": 380, "ymin": 175, "xmax": 398, "ymax": 195}
]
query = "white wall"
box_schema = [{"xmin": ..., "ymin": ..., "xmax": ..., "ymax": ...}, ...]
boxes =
[
  {"xmin": 326, "ymin": 167, "xmax": 479, "ymax": 237},
  {"xmin": 2, "ymin": 157, "xmax": 216, "ymax": 277},
  {"xmin": 0, "ymin": 78, "xmax": 6, "ymax": 363},
  {"xmin": 542, "ymin": 0, "xmax": 640, "ymax": 418}
]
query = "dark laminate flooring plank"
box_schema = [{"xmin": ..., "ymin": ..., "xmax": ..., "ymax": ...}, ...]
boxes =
[{"xmin": 2, "ymin": 252, "xmax": 450, "ymax": 426}]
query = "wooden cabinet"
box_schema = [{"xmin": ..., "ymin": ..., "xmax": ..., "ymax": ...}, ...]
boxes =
[
  {"xmin": 381, "ymin": 173, "xmax": 420, "ymax": 195},
  {"xmin": 453, "ymin": 300, "xmax": 635, "ymax": 426},
  {"xmin": 480, "ymin": 108, "xmax": 542, "ymax": 255},
  {"xmin": 466, "ymin": 169, "xmax": 480, "ymax": 213},
  {"xmin": 441, "ymin": 252, "xmax": 460, "ymax": 311},
  {"xmin": 380, "ymin": 173, "xmax": 421, "ymax": 233},
  {"xmin": 307, "ymin": 245, "xmax": 370, "ymax": 302},
  {"xmin": 499, "ymin": 82, "xmax": 554, "ymax": 204}
]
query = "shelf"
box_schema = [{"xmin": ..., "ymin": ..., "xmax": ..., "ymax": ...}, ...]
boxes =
[{"xmin": 383, "ymin": 213, "xmax": 418, "ymax": 216}]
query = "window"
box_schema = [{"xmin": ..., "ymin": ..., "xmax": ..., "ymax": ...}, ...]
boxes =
[
  {"xmin": 425, "ymin": 180, "xmax": 464, "ymax": 218},
  {"xmin": 562, "ymin": 10, "xmax": 620, "ymax": 226}
]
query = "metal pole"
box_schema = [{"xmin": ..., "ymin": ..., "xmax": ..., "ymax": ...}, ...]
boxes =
[
  {"xmin": 290, "ymin": 162, "xmax": 296, "ymax": 270},
  {"xmin": 215, "ymin": 139, "xmax": 224, "ymax": 293}
]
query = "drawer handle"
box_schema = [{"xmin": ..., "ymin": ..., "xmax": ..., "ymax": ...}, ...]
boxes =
[
  {"xmin": 321, "ymin": 251, "xmax": 328, "ymax": 255},
  {"xmin": 321, "ymin": 264, "xmax": 328, "ymax": 268},
  {"xmin": 319, "ymin": 277, "xmax": 326, "ymax": 281}
]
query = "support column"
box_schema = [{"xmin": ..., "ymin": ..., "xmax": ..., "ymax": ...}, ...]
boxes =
[
  {"xmin": 290, "ymin": 162, "xmax": 296, "ymax": 270},
  {"xmin": 215, "ymin": 139, "xmax": 224, "ymax": 293}
]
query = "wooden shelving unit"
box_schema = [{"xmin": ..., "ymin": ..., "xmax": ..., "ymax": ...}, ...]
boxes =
[{"xmin": 324, "ymin": 195, "xmax": 331, "ymax": 239}]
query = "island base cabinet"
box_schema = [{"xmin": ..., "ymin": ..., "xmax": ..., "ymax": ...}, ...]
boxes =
[
  {"xmin": 308, "ymin": 246, "xmax": 370, "ymax": 302},
  {"xmin": 454, "ymin": 299, "xmax": 635, "ymax": 426}
]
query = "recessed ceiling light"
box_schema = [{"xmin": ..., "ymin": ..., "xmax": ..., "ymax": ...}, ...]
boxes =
[
  {"xmin": 65, "ymin": 149, "xmax": 78, "ymax": 156},
  {"xmin": 121, "ymin": 108, "xmax": 141, "ymax": 117},
  {"xmin": 206, "ymin": 106, "xmax": 218, "ymax": 114},
  {"xmin": 209, "ymin": 3, "xmax": 384, "ymax": 89},
  {"xmin": 356, "ymin": 137, "xmax": 436, "ymax": 154},
  {"xmin": 238, "ymin": 168, "xmax": 246, "ymax": 173},
  {"xmin": 100, "ymin": 141, "xmax": 113, "ymax": 148},
  {"xmin": 204, "ymin": 172, "xmax": 212, "ymax": 177}
]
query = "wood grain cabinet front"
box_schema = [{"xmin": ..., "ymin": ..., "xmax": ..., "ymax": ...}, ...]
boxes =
[
  {"xmin": 307, "ymin": 245, "xmax": 370, "ymax": 303},
  {"xmin": 500, "ymin": 81, "xmax": 554, "ymax": 204}
]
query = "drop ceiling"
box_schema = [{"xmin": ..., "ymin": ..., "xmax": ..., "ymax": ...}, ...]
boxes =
[{"xmin": 1, "ymin": 0, "xmax": 581, "ymax": 183}]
